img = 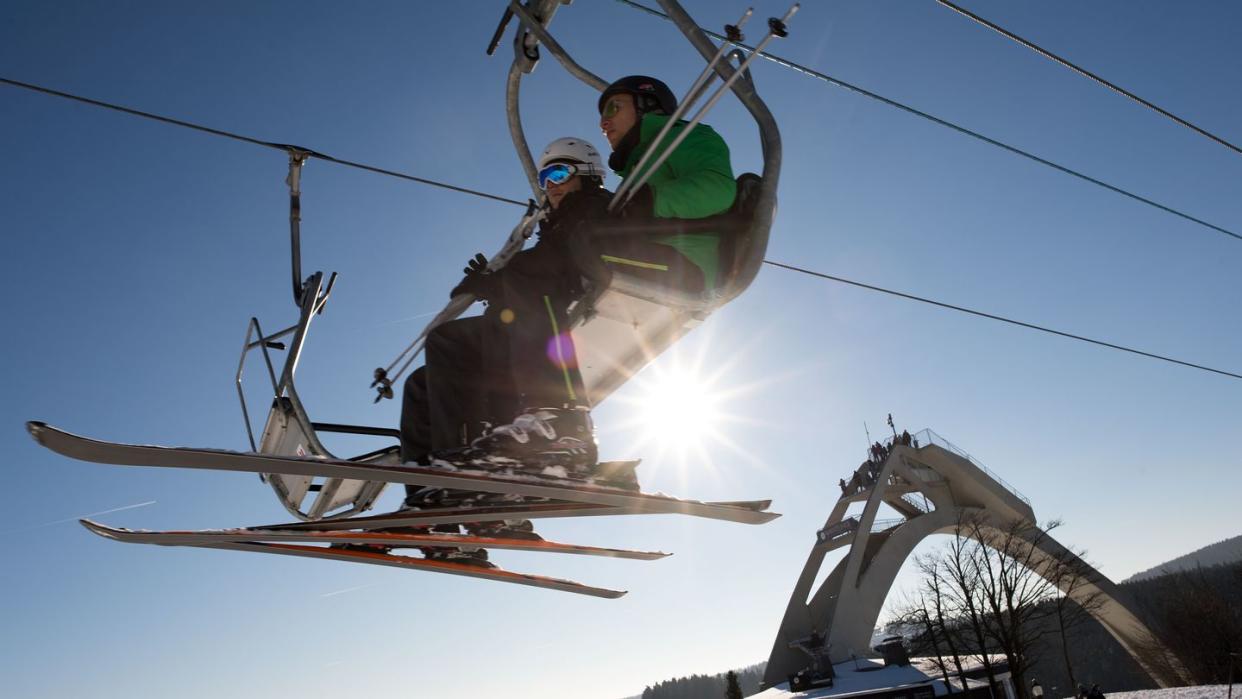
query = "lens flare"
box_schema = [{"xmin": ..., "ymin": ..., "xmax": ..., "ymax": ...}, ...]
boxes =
[{"xmin": 639, "ymin": 371, "xmax": 721, "ymax": 448}]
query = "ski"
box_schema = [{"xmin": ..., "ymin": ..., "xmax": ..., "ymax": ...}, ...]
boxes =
[
  {"xmin": 166, "ymin": 539, "xmax": 627, "ymax": 598},
  {"xmin": 29, "ymin": 422, "xmax": 779, "ymax": 525},
  {"xmin": 259, "ymin": 499, "xmax": 774, "ymax": 531},
  {"xmin": 80, "ymin": 519, "xmax": 670, "ymax": 560},
  {"xmin": 263, "ymin": 502, "xmax": 625, "ymax": 530}
]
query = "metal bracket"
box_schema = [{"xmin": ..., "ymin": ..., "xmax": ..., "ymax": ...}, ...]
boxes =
[{"xmin": 286, "ymin": 147, "xmax": 311, "ymax": 306}]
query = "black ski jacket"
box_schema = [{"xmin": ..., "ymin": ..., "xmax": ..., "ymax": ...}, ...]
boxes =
[{"xmin": 502, "ymin": 187, "xmax": 612, "ymax": 302}]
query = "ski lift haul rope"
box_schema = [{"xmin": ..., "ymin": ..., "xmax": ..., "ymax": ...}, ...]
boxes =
[{"xmin": 374, "ymin": 0, "xmax": 790, "ymax": 406}]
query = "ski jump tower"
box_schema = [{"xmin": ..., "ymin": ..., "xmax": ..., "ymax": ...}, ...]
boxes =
[{"xmin": 763, "ymin": 430, "xmax": 1186, "ymax": 689}]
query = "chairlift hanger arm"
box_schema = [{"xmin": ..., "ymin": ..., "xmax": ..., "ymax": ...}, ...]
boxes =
[
  {"xmin": 508, "ymin": 1, "xmax": 608, "ymax": 92},
  {"xmin": 285, "ymin": 149, "xmax": 310, "ymax": 305},
  {"xmin": 501, "ymin": 0, "xmax": 569, "ymax": 196},
  {"xmin": 506, "ymin": 62, "xmax": 542, "ymax": 198}
]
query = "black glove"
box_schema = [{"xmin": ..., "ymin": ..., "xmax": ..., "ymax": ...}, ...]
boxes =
[
  {"xmin": 450, "ymin": 253, "xmax": 499, "ymax": 300},
  {"xmin": 466, "ymin": 252, "xmax": 489, "ymax": 275},
  {"xmin": 618, "ymin": 184, "xmax": 654, "ymax": 219}
]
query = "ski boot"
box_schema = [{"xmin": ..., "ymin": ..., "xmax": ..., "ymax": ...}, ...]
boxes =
[
  {"xmin": 464, "ymin": 519, "xmax": 542, "ymax": 541},
  {"xmin": 590, "ymin": 459, "xmax": 641, "ymax": 492},
  {"xmin": 421, "ymin": 547, "xmax": 494, "ymax": 569},
  {"xmin": 331, "ymin": 541, "xmax": 394, "ymax": 555},
  {"xmin": 464, "ymin": 406, "xmax": 598, "ymax": 477},
  {"xmin": 400, "ymin": 486, "xmax": 466, "ymax": 511}
]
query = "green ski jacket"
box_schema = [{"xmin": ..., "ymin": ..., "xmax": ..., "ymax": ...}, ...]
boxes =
[{"xmin": 615, "ymin": 114, "xmax": 736, "ymax": 289}]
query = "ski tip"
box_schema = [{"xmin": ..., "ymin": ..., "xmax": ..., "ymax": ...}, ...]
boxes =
[
  {"xmin": 79, "ymin": 518, "xmax": 120, "ymax": 540},
  {"xmin": 25, "ymin": 421, "xmax": 49, "ymax": 443}
]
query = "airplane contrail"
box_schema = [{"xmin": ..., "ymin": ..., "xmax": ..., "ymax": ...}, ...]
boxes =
[
  {"xmin": 18, "ymin": 500, "xmax": 157, "ymax": 532},
  {"xmin": 320, "ymin": 582, "xmax": 381, "ymax": 598},
  {"xmin": 374, "ymin": 309, "xmax": 438, "ymax": 327}
]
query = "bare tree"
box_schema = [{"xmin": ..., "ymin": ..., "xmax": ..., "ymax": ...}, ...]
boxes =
[
  {"xmin": 1133, "ymin": 564, "xmax": 1242, "ymax": 684},
  {"xmin": 890, "ymin": 592, "xmax": 956, "ymax": 692},
  {"xmin": 960, "ymin": 515, "xmax": 1066, "ymax": 699},
  {"xmin": 904, "ymin": 514, "xmax": 1095, "ymax": 699},
  {"xmin": 1046, "ymin": 547, "xmax": 1108, "ymax": 690},
  {"xmin": 938, "ymin": 521, "xmax": 1002, "ymax": 691},
  {"xmin": 923, "ymin": 556, "xmax": 972, "ymax": 691}
]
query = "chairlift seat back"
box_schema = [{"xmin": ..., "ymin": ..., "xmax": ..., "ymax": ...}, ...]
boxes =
[
  {"xmin": 259, "ymin": 398, "xmax": 389, "ymax": 520},
  {"xmin": 570, "ymin": 173, "xmax": 771, "ymax": 405}
]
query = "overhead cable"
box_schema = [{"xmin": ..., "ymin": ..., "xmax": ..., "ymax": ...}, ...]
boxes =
[
  {"xmin": 3, "ymin": 78, "xmax": 1235, "ymax": 382},
  {"xmin": 614, "ymin": 0, "xmax": 1240, "ymax": 243},
  {"xmin": 936, "ymin": 0, "xmax": 1242, "ymax": 157},
  {"xmin": 0, "ymin": 77, "xmax": 527, "ymax": 207},
  {"xmin": 764, "ymin": 260, "xmax": 1241, "ymax": 382}
]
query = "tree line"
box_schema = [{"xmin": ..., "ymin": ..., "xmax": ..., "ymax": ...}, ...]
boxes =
[
  {"xmin": 891, "ymin": 514, "xmax": 1242, "ymax": 696},
  {"xmin": 632, "ymin": 525, "xmax": 1240, "ymax": 699},
  {"xmin": 638, "ymin": 662, "xmax": 765, "ymax": 699}
]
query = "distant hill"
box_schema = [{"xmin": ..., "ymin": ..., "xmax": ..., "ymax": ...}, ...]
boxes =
[{"xmin": 1127, "ymin": 535, "xmax": 1242, "ymax": 582}]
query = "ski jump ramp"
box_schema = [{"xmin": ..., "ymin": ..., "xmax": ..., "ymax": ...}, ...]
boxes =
[{"xmin": 763, "ymin": 430, "xmax": 1187, "ymax": 689}]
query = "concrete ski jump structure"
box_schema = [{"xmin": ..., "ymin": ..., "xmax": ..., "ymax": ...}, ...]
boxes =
[{"xmin": 764, "ymin": 429, "xmax": 1186, "ymax": 689}]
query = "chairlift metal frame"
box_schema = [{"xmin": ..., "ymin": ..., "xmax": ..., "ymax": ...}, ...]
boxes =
[{"xmin": 238, "ymin": 0, "xmax": 786, "ymax": 521}]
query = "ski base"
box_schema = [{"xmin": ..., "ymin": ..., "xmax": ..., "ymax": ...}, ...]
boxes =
[
  {"xmin": 199, "ymin": 540, "xmax": 627, "ymax": 598},
  {"xmin": 81, "ymin": 519, "xmax": 670, "ymax": 560}
]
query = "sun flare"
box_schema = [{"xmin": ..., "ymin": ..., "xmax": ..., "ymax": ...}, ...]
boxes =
[{"xmin": 638, "ymin": 371, "xmax": 722, "ymax": 449}]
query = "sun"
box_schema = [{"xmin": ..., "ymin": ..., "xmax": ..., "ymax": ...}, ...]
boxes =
[
  {"xmin": 638, "ymin": 370, "xmax": 723, "ymax": 449},
  {"xmin": 604, "ymin": 329, "xmax": 779, "ymax": 480}
]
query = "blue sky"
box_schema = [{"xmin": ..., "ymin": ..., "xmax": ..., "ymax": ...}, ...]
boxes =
[{"xmin": 2, "ymin": 1, "xmax": 1239, "ymax": 697}]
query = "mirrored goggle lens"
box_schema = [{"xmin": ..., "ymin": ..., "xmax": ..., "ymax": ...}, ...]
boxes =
[{"xmin": 538, "ymin": 163, "xmax": 577, "ymax": 188}]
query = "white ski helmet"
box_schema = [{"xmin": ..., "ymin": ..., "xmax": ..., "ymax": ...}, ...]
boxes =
[{"xmin": 537, "ymin": 137, "xmax": 606, "ymax": 184}]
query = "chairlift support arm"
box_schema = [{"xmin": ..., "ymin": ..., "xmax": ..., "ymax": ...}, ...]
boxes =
[{"xmin": 286, "ymin": 148, "xmax": 310, "ymax": 305}]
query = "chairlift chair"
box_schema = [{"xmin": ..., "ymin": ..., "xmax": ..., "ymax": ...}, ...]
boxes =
[{"xmin": 246, "ymin": 0, "xmax": 783, "ymax": 520}]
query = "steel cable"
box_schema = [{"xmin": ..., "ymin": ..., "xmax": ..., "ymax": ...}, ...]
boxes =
[
  {"xmin": 3, "ymin": 77, "xmax": 1237, "ymax": 381},
  {"xmin": 937, "ymin": 0, "xmax": 1242, "ymax": 157},
  {"xmin": 613, "ymin": 0, "xmax": 1241, "ymax": 243},
  {"xmin": 0, "ymin": 77, "xmax": 528, "ymax": 207},
  {"xmin": 763, "ymin": 260, "xmax": 1242, "ymax": 381}
]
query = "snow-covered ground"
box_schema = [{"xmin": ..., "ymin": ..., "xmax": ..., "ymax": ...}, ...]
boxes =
[
  {"xmin": 752, "ymin": 657, "xmax": 947, "ymax": 698},
  {"xmin": 1085, "ymin": 687, "xmax": 1235, "ymax": 699},
  {"xmin": 753, "ymin": 668, "xmax": 1235, "ymax": 699}
]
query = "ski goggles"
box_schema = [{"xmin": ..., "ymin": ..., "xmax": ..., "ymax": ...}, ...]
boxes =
[
  {"xmin": 538, "ymin": 162, "xmax": 582, "ymax": 188},
  {"xmin": 601, "ymin": 96, "xmax": 627, "ymax": 119}
]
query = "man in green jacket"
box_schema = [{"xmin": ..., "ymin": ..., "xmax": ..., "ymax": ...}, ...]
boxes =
[{"xmin": 596, "ymin": 75, "xmax": 736, "ymax": 291}]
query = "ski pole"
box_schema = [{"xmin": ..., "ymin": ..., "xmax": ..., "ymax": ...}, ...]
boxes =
[
  {"xmin": 617, "ymin": 4, "xmax": 797, "ymax": 210},
  {"xmin": 372, "ymin": 202, "xmax": 546, "ymax": 401},
  {"xmin": 608, "ymin": 8, "xmax": 753, "ymax": 210}
]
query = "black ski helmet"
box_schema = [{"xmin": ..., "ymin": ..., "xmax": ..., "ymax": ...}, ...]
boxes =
[{"xmin": 598, "ymin": 75, "xmax": 677, "ymax": 116}]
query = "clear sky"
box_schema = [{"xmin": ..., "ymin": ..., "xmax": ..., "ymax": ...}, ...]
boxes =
[{"xmin": 2, "ymin": 2, "xmax": 1239, "ymax": 698}]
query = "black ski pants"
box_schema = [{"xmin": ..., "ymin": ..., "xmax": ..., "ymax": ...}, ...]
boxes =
[
  {"xmin": 585, "ymin": 235, "xmax": 706, "ymax": 293},
  {"xmin": 399, "ymin": 269, "xmax": 587, "ymax": 466},
  {"xmin": 399, "ymin": 316, "xmax": 509, "ymax": 463}
]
